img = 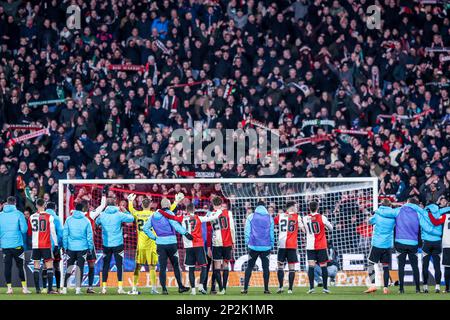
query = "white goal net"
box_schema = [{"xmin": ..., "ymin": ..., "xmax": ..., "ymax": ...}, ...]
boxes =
[{"xmin": 58, "ymin": 178, "xmax": 378, "ymax": 288}]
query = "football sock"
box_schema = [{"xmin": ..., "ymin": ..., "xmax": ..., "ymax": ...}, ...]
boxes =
[
  {"xmin": 133, "ymin": 266, "xmax": 140, "ymax": 287},
  {"xmin": 42, "ymin": 269, "xmax": 48, "ymax": 289},
  {"xmin": 33, "ymin": 269, "xmax": 40, "ymax": 291},
  {"xmin": 189, "ymin": 267, "xmax": 196, "ymax": 288},
  {"xmin": 88, "ymin": 266, "xmax": 95, "ymax": 287},
  {"xmin": 203, "ymin": 258, "xmax": 212, "ymax": 291},
  {"xmin": 214, "ymin": 269, "xmax": 223, "ymax": 291},
  {"xmin": 200, "ymin": 266, "xmax": 207, "ymax": 287},
  {"xmin": 277, "ymin": 267, "xmax": 284, "ymax": 288},
  {"xmin": 150, "ymin": 267, "xmax": 157, "ymax": 288},
  {"xmin": 55, "ymin": 269, "xmax": 61, "ymax": 289},
  {"xmin": 47, "ymin": 268, "xmax": 54, "ymax": 291},
  {"xmin": 308, "ymin": 266, "xmax": 315, "ymax": 290},
  {"xmin": 422, "ymin": 254, "xmax": 430, "ymax": 286},
  {"xmin": 223, "ymin": 268, "xmax": 229, "ymax": 290},
  {"xmin": 210, "ymin": 266, "xmax": 216, "ymax": 291},
  {"xmin": 288, "ymin": 270, "xmax": 295, "ymax": 290},
  {"xmin": 367, "ymin": 262, "xmax": 376, "ymax": 285},
  {"xmin": 383, "ymin": 265, "xmax": 390, "ymax": 288},
  {"xmin": 321, "ymin": 266, "xmax": 328, "ymax": 290},
  {"xmin": 445, "ymin": 267, "xmax": 450, "ymax": 291}
]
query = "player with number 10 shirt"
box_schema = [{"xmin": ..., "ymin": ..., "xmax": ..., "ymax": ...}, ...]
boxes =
[
  {"xmin": 303, "ymin": 201, "xmax": 334, "ymax": 294},
  {"xmin": 274, "ymin": 201, "xmax": 305, "ymax": 293}
]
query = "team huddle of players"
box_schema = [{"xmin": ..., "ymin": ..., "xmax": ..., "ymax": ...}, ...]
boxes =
[
  {"xmin": 0, "ymin": 184, "xmax": 339, "ymax": 295},
  {"xmin": 2, "ymin": 186, "xmax": 450, "ymax": 296},
  {"xmin": 7, "ymin": 187, "xmax": 449, "ymax": 295},
  {"xmin": 365, "ymin": 196, "xmax": 450, "ymax": 294}
]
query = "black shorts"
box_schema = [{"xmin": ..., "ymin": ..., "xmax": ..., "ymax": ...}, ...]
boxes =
[
  {"xmin": 248, "ymin": 249, "xmax": 270, "ymax": 261},
  {"xmin": 443, "ymin": 248, "xmax": 450, "ymax": 266},
  {"xmin": 212, "ymin": 246, "xmax": 233, "ymax": 261},
  {"xmin": 32, "ymin": 248, "xmax": 53, "ymax": 262},
  {"xmin": 277, "ymin": 248, "xmax": 298, "ymax": 264},
  {"xmin": 53, "ymin": 247, "xmax": 61, "ymax": 262},
  {"xmin": 395, "ymin": 242, "xmax": 418, "ymax": 255},
  {"xmin": 156, "ymin": 243, "xmax": 179, "ymax": 261},
  {"xmin": 103, "ymin": 245, "xmax": 124, "ymax": 256},
  {"xmin": 185, "ymin": 247, "xmax": 207, "ymax": 267},
  {"xmin": 368, "ymin": 246, "xmax": 391, "ymax": 264},
  {"xmin": 86, "ymin": 248, "xmax": 96, "ymax": 262},
  {"xmin": 67, "ymin": 250, "xmax": 88, "ymax": 264},
  {"xmin": 422, "ymin": 240, "xmax": 442, "ymax": 255},
  {"xmin": 306, "ymin": 249, "xmax": 329, "ymax": 264},
  {"xmin": 2, "ymin": 247, "xmax": 25, "ymax": 261}
]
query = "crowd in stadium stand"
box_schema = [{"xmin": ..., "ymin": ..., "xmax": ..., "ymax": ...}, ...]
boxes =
[{"xmin": 0, "ymin": 0, "xmax": 449, "ymax": 216}]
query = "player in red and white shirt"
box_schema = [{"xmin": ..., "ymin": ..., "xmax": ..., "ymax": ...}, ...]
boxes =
[
  {"xmin": 208, "ymin": 196, "xmax": 235, "ymax": 295},
  {"xmin": 158, "ymin": 200, "xmax": 221, "ymax": 295},
  {"xmin": 301, "ymin": 200, "xmax": 333, "ymax": 294},
  {"xmin": 274, "ymin": 201, "xmax": 304, "ymax": 294},
  {"xmin": 28, "ymin": 198, "xmax": 58, "ymax": 294}
]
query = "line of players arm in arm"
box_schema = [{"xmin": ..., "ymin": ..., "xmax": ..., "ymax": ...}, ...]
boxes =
[{"xmin": 367, "ymin": 196, "xmax": 450, "ymax": 294}]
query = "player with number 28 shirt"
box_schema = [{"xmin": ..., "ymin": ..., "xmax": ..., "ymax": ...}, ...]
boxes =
[{"xmin": 274, "ymin": 201, "xmax": 304, "ymax": 294}]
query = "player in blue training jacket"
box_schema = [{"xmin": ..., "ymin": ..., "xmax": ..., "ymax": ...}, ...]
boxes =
[
  {"xmin": 61, "ymin": 202, "xmax": 94, "ymax": 295},
  {"xmin": 364, "ymin": 199, "xmax": 396, "ymax": 295},
  {"xmin": 421, "ymin": 199, "xmax": 450, "ymax": 293},
  {"xmin": 42, "ymin": 202, "xmax": 63, "ymax": 293},
  {"xmin": 0, "ymin": 196, "xmax": 31, "ymax": 294},
  {"xmin": 96, "ymin": 197, "xmax": 135, "ymax": 294},
  {"xmin": 242, "ymin": 201, "xmax": 274, "ymax": 295}
]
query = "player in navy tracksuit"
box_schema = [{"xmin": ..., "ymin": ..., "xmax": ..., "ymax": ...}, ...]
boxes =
[{"xmin": 242, "ymin": 203, "xmax": 274, "ymax": 294}]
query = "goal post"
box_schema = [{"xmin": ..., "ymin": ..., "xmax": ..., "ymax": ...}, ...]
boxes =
[{"xmin": 58, "ymin": 177, "xmax": 379, "ymax": 288}]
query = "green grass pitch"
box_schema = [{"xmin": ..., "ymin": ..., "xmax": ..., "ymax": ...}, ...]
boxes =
[{"xmin": 2, "ymin": 286, "xmax": 450, "ymax": 300}]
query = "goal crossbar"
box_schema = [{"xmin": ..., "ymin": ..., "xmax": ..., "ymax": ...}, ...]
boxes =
[{"xmin": 58, "ymin": 177, "xmax": 378, "ymax": 216}]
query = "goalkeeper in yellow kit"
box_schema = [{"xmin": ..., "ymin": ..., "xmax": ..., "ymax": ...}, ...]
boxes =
[{"xmin": 127, "ymin": 192, "xmax": 183, "ymax": 295}]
